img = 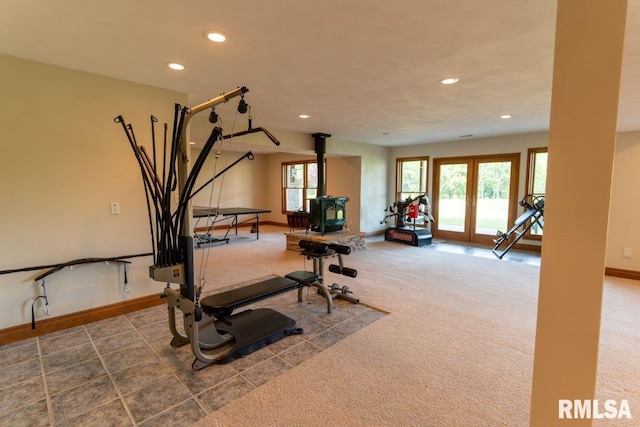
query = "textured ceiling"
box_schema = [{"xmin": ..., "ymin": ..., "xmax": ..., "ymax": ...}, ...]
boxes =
[{"xmin": 1, "ymin": 1, "xmax": 639, "ymax": 147}]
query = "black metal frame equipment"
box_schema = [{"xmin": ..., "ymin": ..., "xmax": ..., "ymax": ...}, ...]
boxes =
[
  {"xmin": 492, "ymin": 194, "xmax": 545, "ymax": 259},
  {"xmin": 114, "ymin": 86, "xmax": 344, "ymax": 370},
  {"xmin": 193, "ymin": 207, "xmax": 271, "ymax": 246}
]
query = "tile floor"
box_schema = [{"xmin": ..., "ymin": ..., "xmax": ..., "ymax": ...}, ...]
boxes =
[{"xmin": 0, "ymin": 288, "xmax": 385, "ymax": 426}]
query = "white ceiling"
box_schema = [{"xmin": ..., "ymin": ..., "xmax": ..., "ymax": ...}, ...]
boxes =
[{"xmin": 1, "ymin": 1, "xmax": 639, "ymax": 147}]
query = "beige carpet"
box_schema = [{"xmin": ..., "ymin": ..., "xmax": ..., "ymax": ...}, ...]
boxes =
[{"xmin": 190, "ymin": 226, "xmax": 640, "ymax": 426}]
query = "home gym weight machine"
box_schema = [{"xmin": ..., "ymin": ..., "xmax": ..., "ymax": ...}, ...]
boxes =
[{"xmin": 115, "ymin": 86, "xmax": 322, "ymax": 370}]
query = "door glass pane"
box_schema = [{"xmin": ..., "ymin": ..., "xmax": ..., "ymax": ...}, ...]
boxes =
[
  {"xmin": 475, "ymin": 161, "xmax": 511, "ymax": 235},
  {"xmin": 438, "ymin": 163, "xmax": 467, "ymax": 232}
]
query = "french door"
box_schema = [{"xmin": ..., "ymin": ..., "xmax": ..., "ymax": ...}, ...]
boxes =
[{"xmin": 432, "ymin": 154, "xmax": 519, "ymax": 245}]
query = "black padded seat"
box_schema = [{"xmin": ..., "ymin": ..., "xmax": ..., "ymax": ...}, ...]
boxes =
[
  {"xmin": 200, "ymin": 276, "xmax": 299, "ymax": 315},
  {"xmin": 284, "ymin": 270, "xmax": 319, "ymax": 285}
]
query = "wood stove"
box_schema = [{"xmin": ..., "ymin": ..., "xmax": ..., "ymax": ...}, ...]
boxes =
[
  {"xmin": 310, "ymin": 196, "xmax": 349, "ymax": 235},
  {"xmin": 308, "ymin": 133, "xmax": 349, "ymax": 235}
]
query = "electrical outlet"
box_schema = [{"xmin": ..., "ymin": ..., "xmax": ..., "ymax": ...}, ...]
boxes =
[
  {"xmin": 110, "ymin": 202, "xmax": 120, "ymax": 215},
  {"xmin": 623, "ymin": 248, "xmax": 632, "ymax": 258}
]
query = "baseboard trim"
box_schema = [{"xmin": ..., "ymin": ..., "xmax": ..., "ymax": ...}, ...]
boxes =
[
  {"xmin": 194, "ymin": 222, "xmax": 256, "ymax": 233},
  {"xmin": 265, "ymin": 221, "xmax": 296, "ymax": 228},
  {"xmin": 605, "ymin": 267, "xmax": 640, "ymax": 281},
  {"xmin": 0, "ymin": 293, "xmax": 165, "ymax": 346},
  {"xmin": 514, "ymin": 243, "xmax": 542, "ymax": 253}
]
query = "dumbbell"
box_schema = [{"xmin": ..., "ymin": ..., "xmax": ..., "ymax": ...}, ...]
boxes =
[
  {"xmin": 330, "ymin": 283, "xmax": 360, "ymax": 304},
  {"xmin": 330, "ymin": 283, "xmax": 351, "ymax": 294}
]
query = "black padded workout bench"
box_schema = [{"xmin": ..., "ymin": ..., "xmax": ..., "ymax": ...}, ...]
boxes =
[
  {"xmin": 164, "ymin": 239, "xmax": 360, "ymax": 369},
  {"xmin": 165, "ymin": 273, "xmax": 319, "ymax": 370}
]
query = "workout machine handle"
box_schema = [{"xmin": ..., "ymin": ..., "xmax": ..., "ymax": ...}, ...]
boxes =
[
  {"xmin": 299, "ymin": 240, "xmax": 330, "ymax": 254},
  {"xmin": 328, "ymin": 264, "xmax": 357, "ymax": 278},
  {"xmin": 223, "ymin": 127, "xmax": 281, "ymax": 146},
  {"xmin": 328, "ymin": 244, "xmax": 351, "ymax": 255}
]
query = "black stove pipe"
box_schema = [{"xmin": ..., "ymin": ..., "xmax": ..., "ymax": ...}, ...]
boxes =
[{"xmin": 312, "ymin": 133, "xmax": 331, "ymax": 198}]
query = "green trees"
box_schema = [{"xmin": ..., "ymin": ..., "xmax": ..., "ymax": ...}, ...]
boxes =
[{"xmin": 438, "ymin": 162, "xmax": 512, "ymax": 200}]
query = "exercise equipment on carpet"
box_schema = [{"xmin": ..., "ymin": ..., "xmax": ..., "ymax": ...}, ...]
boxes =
[
  {"xmin": 492, "ymin": 194, "xmax": 545, "ymax": 259},
  {"xmin": 286, "ymin": 239, "xmax": 359, "ymax": 314},
  {"xmin": 381, "ymin": 193, "xmax": 434, "ymax": 246}
]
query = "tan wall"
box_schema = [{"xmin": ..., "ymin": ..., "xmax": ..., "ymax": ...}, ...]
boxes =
[
  {"xmin": 608, "ymin": 131, "xmax": 640, "ymax": 271},
  {"xmin": 327, "ymin": 138, "xmax": 389, "ymax": 233},
  {"xmin": 326, "ymin": 156, "xmax": 362, "ymax": 233},
  {"xmin": 190, "ymin": 149, "xmax": 269, "ymax": 211},
  {"xmin": 0, "ymin": 54, "xmax": 187, "ymax": 329}
]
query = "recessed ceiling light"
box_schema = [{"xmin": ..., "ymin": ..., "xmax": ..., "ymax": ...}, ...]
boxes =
[
  {"xmin": 440, "ymin": 77, "xmax": 459, "ymax": 85},
  {"xmin": 189, "ymin": 141, "xmax": 196, "ymax": 145},
  {"xmin": 500, "ymin": 114, "xmax": 513, "ymax": 119},
  {"xmin": 204, "ymin": 31, "xmax": 227, "ymax": 43},
  {"xmin": 166, "ymin": 62, "xmax": 185, "ymax": 71},
  {"xmin": 299, "ymin": 114, "xmax": 311, "ymax": 119}
]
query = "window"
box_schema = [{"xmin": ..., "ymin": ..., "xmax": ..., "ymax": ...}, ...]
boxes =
[
  {"xmin": 525, "ymin": 147, "xmax": 547, "ymax": 237},
  {"xmin": 282, "ymin": 160, "xmax": 319, "ymax": 213},
  {"xmin": 394, "ymin": 157, "xmax": 430, "ymax": 227},
  {"xmin": 396, "ymin": 157, "xmax": 429, "ymax": 202}
]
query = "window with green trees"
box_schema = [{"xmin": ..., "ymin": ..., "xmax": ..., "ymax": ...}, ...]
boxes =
[
  {"xmin": 396, "ymin": 157, "xmax": 429, "ymax": 201},
  {"xmin": 526, "ymin": 147, "xmax": 547, "ymax": 237}
]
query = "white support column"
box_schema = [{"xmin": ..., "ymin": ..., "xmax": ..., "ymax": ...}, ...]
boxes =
[{"xmin": 530, "ymin": 1, "xmax": 627, "ymax": 425}]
